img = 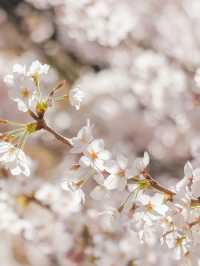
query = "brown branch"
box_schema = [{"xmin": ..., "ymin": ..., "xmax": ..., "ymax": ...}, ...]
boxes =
[
  {"xmin": 145, "ymin": 172, "xmax": 175, "ymax": 200},
  {"xmin": 42, "ymin": 122, "xmax": 72, "ymax": 147},
  {"xmin": 144, "ymin": 172, "xmax": 200, "ymax": 207},
  {"xmin": 27, "ymin": 107, "xmax": 72, "ymax": 147},
  {"xmin": 31, "ymin": 197, "xmax": 53, "ymax": 213},
  {"xmin": 189, "ymin": 217, "xmax": 200, "ymax": 228},
  {"xmin": 28, "ymin": 109, "xmax": 39, "ymax": 120}
]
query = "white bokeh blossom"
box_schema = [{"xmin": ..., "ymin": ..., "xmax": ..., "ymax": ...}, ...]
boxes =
[{"xmin": 69, "ymin": 87, "xmax": 85, "ymax": 110}]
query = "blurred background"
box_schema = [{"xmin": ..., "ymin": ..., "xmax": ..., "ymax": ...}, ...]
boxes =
[{"xmin": 0, "ymin": 1, "xmax": 200, "ymax": 265}]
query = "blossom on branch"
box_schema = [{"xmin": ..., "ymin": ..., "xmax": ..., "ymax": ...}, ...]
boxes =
[{"xmin": 0, "ymin": 141, "xmax": 31, "ymax": 176}]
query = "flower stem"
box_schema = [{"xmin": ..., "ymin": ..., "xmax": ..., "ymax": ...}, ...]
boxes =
[
  {"xmin": 0, "ymin": 119, "xmax": 26, "ymax": 127},
  {"xmin": 28, "ymin": 109, "xmax": 39, "ymax": 120},
  {"xmin": 42, "ymin": 123, "xmax": 72, "ymax": 147},
  {"xmin": 189, "ymin": 217, "xmax": 200, "ymax": 228}
]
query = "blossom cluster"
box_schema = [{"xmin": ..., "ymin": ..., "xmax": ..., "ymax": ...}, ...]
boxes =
[{"xmin": 0, "ymin": 61, "xmax": 200, "ymax": 266}]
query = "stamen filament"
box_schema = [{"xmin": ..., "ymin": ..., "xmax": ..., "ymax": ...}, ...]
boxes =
[
  {"xmin": 17, "ymin": 131, "xmax": 29, "ymax": 151},
  {"xmin": 54, "ymin": 94, "xmax": 68, "ymax": 102},
  {"xmin": 0, "ymin": 119, "xmax": 26, "ymax": 127}
]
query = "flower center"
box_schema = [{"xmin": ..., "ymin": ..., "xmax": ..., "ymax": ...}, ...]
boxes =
[
  {"xmin": 145, "ymin": 202, "xmax": 155, "ymax": 213},
  {"xmin": 20, "ymin": 88, "xmax": 30, "ymax": 99},
  {"xmin": 175, "ymin": 236, "xmax": 186, "ymax": 246},
  {"xmin": 26, "ymin": 122, "xmax": 38, "ymax": 134},
  {"xmin": 118, "ymin": 169, "xmax": 125, "ymax": 177},
  {"xmin": 90, "ymin": 151, "xmax": 97, "ymax": 160}
]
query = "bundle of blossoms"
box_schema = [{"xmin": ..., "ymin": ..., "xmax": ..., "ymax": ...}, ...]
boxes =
[{"xmin": 0, "ymin": 60, "xmax": 200, "ymax": 266}]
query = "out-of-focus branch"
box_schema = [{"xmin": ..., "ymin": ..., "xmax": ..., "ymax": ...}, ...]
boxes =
[{"xmin": 42, "ymin": 122, "xmax": 72, "ymax": 147}]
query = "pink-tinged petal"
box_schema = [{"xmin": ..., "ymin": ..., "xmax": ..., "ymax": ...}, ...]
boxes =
[
  {"xmin": 13, "ymin": 64, "xmax": 26, "ymax": 74},
  {"xmin": 15, "ymin": 99, "xmax": 28, "ymax": 112},
  {"xmin": 0, "ymin": 152, "xmax": 16, "ymax": 163},
  {"xmin": 117, "ymin": 154, "xmax": 128, "ymax": 170},
  {"xmin": 4, "ymin": 74, "xmax": 14, "ymax": 86},
  {"xmin": 143, "ymin": 152, "xmax": 150, "ymax": 167},
  {"xmin": 104, "ymin": 175, "xmax": 122, "ymax": 190},
  {"xmin": 184, "ymin": 161, "xmax": 193, "ymax": 178},
  {"xmin": 155, "ymin": 204, "xmax": 168, "ymax": 216},
  {"xmin": 137, "ymin": 194, "xmax": 150, "ymax": 205},
  {"xmin": 191, "ymin": 180, "xmax": 200, "ymax": 198},
  {"xmin": 91, "ymin": 139, "xmax": 104, "ymax": 152},
  {"xmin": 0, "ymin": 142, "xmax": 12, "ymax": 153},
  {"xmin": 118, "ymin": 178, "xmax": 127, "ymax": 191},
  {"xmin": 98, "ymin": 150, "xmax": 111, "ymax": 160},
  {"xmin": 151, "ymin": 193, "xmax": 164, "ymax": 205},
  {"xmin": 90, "ymin": 186, "xmax": 107, "ymax": 200},
  {"xmin": 193, "ymin": 168, "xmax": 200, "ymax": 181},
  {"xmin": 79, "ymin": 156, "xmax": 91, "ymax": 168},
  {"xmin": 176, "ymin": 177, "xmax": 188, "ymax": 192},
  {"xmin": 104, "ymin": 160, "xmax": 119, "ymax": 174},
  {"xmin": 132, "ymin": 158, "xmax": 143, "ymax": 175},
  {"xmin": 94, "ymin": 159, "xmax": 104, "ymax": 171},
  {"xmin": 93, "ymin": 174, "xmax": 104, "ymax": 185}
]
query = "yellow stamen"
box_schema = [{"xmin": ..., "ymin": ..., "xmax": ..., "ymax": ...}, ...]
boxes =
[{"xmin": 26, "ymin": 122, "xmax": 38, "ymax": 134}]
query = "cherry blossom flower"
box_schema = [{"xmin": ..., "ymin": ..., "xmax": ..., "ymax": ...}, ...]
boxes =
[
  {"xmin": 4, "ymin": 61, "xmax": 50, "ymax": 112},
  {"xmin": 0, "ymin": 141, "xmax": 31, "ymax": 176},
  {"xmin": 176, "ymin": 162, "xmax": 193, "ymax": 193},
  {"xmin": 130, "ymin": 152, "xmax": 150, "ymax": 178},
  {"xmin": 4, "ymin": 64, "xmax": 37, "ymax": 112},
  {"xmin": 165, "ymin": 231, "xmax": 191, "ymax": 260},
  {"xmin": 176, "ymin": 162, "xmax": 200, "ymax": 198},
  {"xmin": 69, "ymin": 87, "xmax": 85, "ymax": 110},
  {"xmin": 136, "ymin": 193, "xmax": 168, "ymax": 223},
  {"xmin": 166, "ymin": 200, "xmax": 190, "ymax": 230},
  {"xmin": 104, "ymin": 154, "xmax": 129, "ymax": 191},
  {"xmin": 63, "ymin": 164, "xmax": 91, "ymax": 186},
  {"xmin": 90, "ymin": 173, "xmax": 109, "ymax": 200},
  {"xmin": 70, "ymin": 120, "xmax": 93, "ymax": 153},
  {"xmin": 80, "ymin": 139, "xmax": 110, "ymax": 171},
  {"xmin": 27, "ymin": 60, "xmax": 50, "ymax": 78}
]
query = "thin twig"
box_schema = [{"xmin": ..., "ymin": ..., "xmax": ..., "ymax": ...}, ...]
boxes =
[
  {"xmin": 145, "ymin": 173, "xmax": 175, "ymax": 199},
  {"xmin": 144, "ymin": 172, "xmax": 200, "ymax": 207},
  {"xmin": 42, "ymin": 122, "xmax": 72, "ymax": 147},
  {"xmin": 28, "ymin": 109, "xmax": 39, "ymax": 120},
  {"xmin": 189, "ymin": 217, "xmax": 200, "ymax": 228}
]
